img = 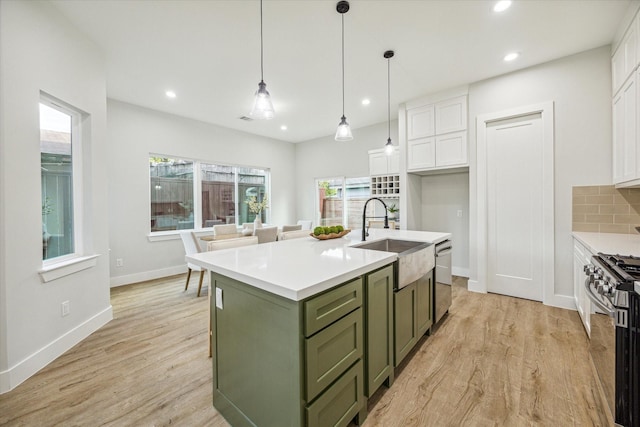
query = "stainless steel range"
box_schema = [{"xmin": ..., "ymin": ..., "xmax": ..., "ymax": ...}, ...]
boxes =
[{"xmin": 584, "ymin": 253, "xmax": 640, "ymax": 427}]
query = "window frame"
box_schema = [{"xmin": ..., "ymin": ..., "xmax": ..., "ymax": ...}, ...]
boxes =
[
  {"xmin": 148, "ymin": 154, "xmax": 271, "ymax": 238},
  {"xmin": 315, "ymin": 176, "xmax": 371, "ymax": 229},
  {"xmin": 40, "ymin": 94, "xmax": 84, "ymax": 267}
]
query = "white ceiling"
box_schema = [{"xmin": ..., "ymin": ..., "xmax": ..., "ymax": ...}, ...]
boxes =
[{"xmin": 51, "ymin": 0, "xmax": 632, "ymax": 143}]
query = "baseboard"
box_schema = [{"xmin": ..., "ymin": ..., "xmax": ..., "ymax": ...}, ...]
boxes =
[
  {"xmin": 544, "ymin": 293, "xmax": 575, "ymax": 310},
  {"xmin": 467, "ymin": 279, "xmax": 486, "ymax": 293},
  {"xmin": 0, "ymin": 305, "xmax": 113, "ymax": 394},
  {"xmin": 452, "ymin": 266, "xmax": 469, "ymax": 278},
  {"xmin": 110, "ymin": 265, "xmax": 186, "ymax": 287}
]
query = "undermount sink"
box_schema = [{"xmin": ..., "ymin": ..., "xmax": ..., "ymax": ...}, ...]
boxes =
[{"xmin": 352, "ymin": 239, "xmax": 435, "ymax": 289}]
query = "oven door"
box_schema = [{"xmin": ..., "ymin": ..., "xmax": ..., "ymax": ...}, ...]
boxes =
[{"xmin": 584, "ymin": 279, "xmax": 617, "ymax": 424}]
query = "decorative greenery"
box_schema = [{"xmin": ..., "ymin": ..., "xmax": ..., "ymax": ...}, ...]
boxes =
[
  {"xmin": 318, "ymin": 181, "xmax": 337, "ymax": 197},
  {"xmin": 387, "ymin": 203, "xmax": 399, "ymax": 214},
  {"xmin": 245, "ymin": 194, "xmax": 269, "ymax": 214},
  {"xmin": 42, "ymin": 197, "xmax": 53, "ymax": 216}
]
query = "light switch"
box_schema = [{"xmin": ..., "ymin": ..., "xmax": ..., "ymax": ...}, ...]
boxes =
[{"xmin": 215, "ymin": 287, "xmax": 223, "ymax": 309}]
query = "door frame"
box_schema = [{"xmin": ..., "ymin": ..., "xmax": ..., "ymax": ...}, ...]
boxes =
[{"xmin": 474, "ymin": 102, "xmax": 555, "ymax": 304}]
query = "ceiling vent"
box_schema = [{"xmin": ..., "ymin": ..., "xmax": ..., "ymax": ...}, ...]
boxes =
[{"xmin": 239, "ymin": 116, "xmax": 254, "ymax": 121}]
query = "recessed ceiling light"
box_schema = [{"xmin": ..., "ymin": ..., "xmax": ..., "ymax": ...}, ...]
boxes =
[
  {"xmin": 165, "ymin": 90, "xmax": 177, "ymax": 99},
  {"xmin": 494, "ymin": 1, "xmax": 511, "ymax": 12},
  {"xmin": 280, "ymin": 125, "xmax": 287, "ymax": 130},
  {"xmin": 504, "ymin": 52, "xmax": 519, "ymax": 62},
  {"xmin": 362, "ymin": 99, "xmax": 371, "ymax": 105}
]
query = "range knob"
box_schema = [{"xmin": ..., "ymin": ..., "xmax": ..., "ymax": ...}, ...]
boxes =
[
  {"xmin": 583, "ymin": 264, "xmax": 594, "ymax": 274},
  {"xmin": 595, "ymin": 279, "xmax": 606, "ymax": 294}
]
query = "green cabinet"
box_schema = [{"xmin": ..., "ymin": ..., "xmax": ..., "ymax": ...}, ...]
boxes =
[
  {"xmin": 364, "ymin": 264, "xmax": 394, "ymax": 397},
  {"xmin": 416, "ymin": 273, "xmax": 433, "ymax": 337},
  {"xmin": 394, "ymin": 282, "xmax": 417, "ymax": 366},
  {"xmin": 210, "ymin": 271, "xmax": 375, "ymax": 427},
  {"xmin": 394, "ymin": 270, "xmax": 433, "ymax": 367}
]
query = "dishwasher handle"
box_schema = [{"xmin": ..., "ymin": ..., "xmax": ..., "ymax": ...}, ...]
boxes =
[{"xmin": 436, "ymin": 248, "xmax": 452, "ymax": 257}]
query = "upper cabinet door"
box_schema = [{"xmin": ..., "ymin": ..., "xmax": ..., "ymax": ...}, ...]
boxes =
[
  {"xmin": 407, "ymin": 105, "xmax": 435, "ymax": 140},
  {"xmin": 369, "ymin": 150, "xmax": 389, "ymax": 176},
  {"xmin": 407, "ymin": 137, "xmax": 435, "ymax": 171},
  {"xmin": 387, "ymin": 148, "xmax": 400, "ymax": 174},
  {"xmin": 435, "ymin": 131, "xmax": 467, "ymax": 167},
  {"xmin": 435, "ymin": 95, "xmax": 467, "ymax": 135},
  {"xmin": 613, "ymin": 14, "xmax": 639, "ymax": 95}
]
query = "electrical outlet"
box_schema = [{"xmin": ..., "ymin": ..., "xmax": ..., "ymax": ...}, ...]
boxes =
[
  {"xmin": 457, "ymin": 210, "xmax": 463, "ymax": 218},
  {"xmin": 61, "ymin": 301, "xmax": 70, "ymax": 317},
  {"xmin": 116, "ymin": 258, "xmax": 123, "ymax": 267}
]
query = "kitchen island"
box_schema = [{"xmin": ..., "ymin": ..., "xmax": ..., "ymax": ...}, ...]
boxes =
[{"xmin": 187, "ymin": 229, "xmax": 450, "ymax": 427}]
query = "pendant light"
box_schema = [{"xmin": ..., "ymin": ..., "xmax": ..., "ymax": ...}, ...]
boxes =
[
  {"xmin": 384, "ymin": 50, "xmax": 395, "ymax": 155},
  {"xmin": 250, "ymin": 0, "xmax": 275, "ymax": 120},
  {"xmin": 335, "ymin": 1, "xmax": 353, "ymax": 141}
]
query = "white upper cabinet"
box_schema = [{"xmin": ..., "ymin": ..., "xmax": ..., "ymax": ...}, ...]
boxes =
[
  {"xmin": 407, "ymin": 105, "xmax": 435, "ymax": 140},
  {"xmin": 612, "ymin": 10, "xmax": 640, "ymax": 187},
  {"xmin": 613, "ymin": 17, "xmax": 638, "ymax": 94},
  {"xmin": 369, "ymin": 147, "xmax": 399, "ymax": 176},
  {"xmin": 404, "ymin": 93, "xmax": 468, "ymax": 173},
  {"xmin": 435, "ymin": 96, "xmax": 467, "ymax": 135},
  {"xmin": 435, "ymin": 131, "xmax": 468, "ymax": 167},
  {"xmin": 407, "ymin": 137, "xmax": 435, "ymax": 171}
]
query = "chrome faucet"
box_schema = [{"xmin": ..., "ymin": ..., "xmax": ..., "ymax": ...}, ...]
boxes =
[{"xmin": 362, "ymin": 197, "xmax": 389, "ymax": 241}]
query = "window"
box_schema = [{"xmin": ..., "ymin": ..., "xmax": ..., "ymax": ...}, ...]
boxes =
[
  {"xmin": 40, "ymin": 98, "xmax": 82, "ymax": 261},
  {"xmin": 150, "ymin": 157, "xmax": 194, "ymax": 232},
  {"xmin": 316, "ymin": 177, "xmax": 370, "ymax": 230},
  {"xmin": 150, "ymin": 156, "xmax": 270, "ymax": 232}
]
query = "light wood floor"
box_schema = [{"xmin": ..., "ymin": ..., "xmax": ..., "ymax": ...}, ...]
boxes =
[{"xmin": 0, "ymin": 275, "xmax": 610, "ymax": 426}]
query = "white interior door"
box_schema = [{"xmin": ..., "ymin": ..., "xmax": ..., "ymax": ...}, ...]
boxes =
[{"xmin": 486, "ymin": 113, "xmax": 544, "ymax": 301}]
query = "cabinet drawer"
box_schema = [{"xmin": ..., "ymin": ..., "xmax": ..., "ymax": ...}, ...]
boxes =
[
  {"xmin": 306, "ymin": 359, "xmax": 364, "ymax": 427},
  {"xmin": 304, "ymin": 278, "xmax": 362, "ymax": 337},
  {"xmin": 305, "ymin": 308, "xmax": 363, "ymax": 401}
]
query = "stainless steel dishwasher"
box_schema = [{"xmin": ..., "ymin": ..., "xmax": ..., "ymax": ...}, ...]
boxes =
[{"xmin": 434, "ymin": 240, "xmax": 452, "ymax": 324}]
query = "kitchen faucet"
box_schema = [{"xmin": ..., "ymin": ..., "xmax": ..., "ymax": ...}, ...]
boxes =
[{"xmin": 362, "ymin": 197, "xmax": 389, "ymax": 241}]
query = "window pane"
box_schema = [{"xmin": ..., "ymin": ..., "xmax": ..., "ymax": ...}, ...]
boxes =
[
  {"xmin": 239, "ymin": 167, "xmax": 268, "ymax": 224},
  {"xmin": 201, "ymin": 163, "xmax": 235, "ymax": 227},
  {"xmin": 150, "ymin": 157, "xmax": 194, "ymax": 231},
  {"xmin": 345, "ymin": 177, "xmax": 371, "ymax": 230},
  {"xmin": 317, "ymin": 178, "xmax": 343, "ymax": 227},
  {"xmin": 40, "ymin": 103, "xmax": 74, "ymax": 260}
]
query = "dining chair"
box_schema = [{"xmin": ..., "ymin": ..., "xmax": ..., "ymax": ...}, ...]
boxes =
[
  {"xmin": 296, "ymin": 220, "xmax": 313, "ymax": 230},
  {"xmin": 206, "ymin": 236, "xmax": 258, "ymax": 251},
  {"xmin": 282, "ymin": 224, "xmax": 302, "ymax": 232},
  {"xmin": 179, "ymin": 231, "xmax": 206, "ymax": 297},
  {"xmin": 213, "ymin": 223, "xmax": 238, "ymax": 237},
  {"xmin": 279, "ymin": 229, "xmax": 311, "ymax": 241},
  {"xmin": 254, "ymin": 226, "xmax": 278, "ymax": 244}
]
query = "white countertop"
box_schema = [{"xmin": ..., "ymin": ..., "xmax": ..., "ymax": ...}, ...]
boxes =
[
  {"xmin": 572, "ymin": 231, "xmax": 640, "ymax": 256},
  {"xmin": 187, "ymin": 228, "xmax": 451, "ymax": 301}
]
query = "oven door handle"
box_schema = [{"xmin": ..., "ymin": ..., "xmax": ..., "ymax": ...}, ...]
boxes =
[{"xmin": 583, "ymin": 278, "xmax": 615, "ymax": 317}]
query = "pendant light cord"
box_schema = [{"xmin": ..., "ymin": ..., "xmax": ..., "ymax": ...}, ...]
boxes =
[
  {"xmin": 260, "ymin": 0, "xmax": 264, "ymax": 82},
  {"xmin": 387, "ymin": 57, "xmax": 390, "ymax": 140},
  {"xmin": 341, "ymin": 13, "xmax": 345, "ymax": 117}
]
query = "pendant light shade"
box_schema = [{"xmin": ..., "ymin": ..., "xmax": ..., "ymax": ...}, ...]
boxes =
[
  {"xmin": 335, "ymin": 1, "xmax": 353, "ymax": 141},
  {"xmin": 384, "ymin": 50, "xmax": 395, "ymax": 155},
  {"xmin": 249, "ymin": 0, "xmax": 274, "ymax": 120},
  {"xmin": 251, "ymin": 80, "xmax": 274, "ymax": 120}
]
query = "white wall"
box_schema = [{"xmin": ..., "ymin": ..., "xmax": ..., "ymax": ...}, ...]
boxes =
[
  {"xmin": 107, "ymin": 100, "xmax": 296, "ymax": 285},
  {"xmin": 0, "ymin": 1, "xmax": 112, "ymax": 392},
  {"xmin": 468, "ymin": 46, "xmax": 613, "ymax": 306},
  {"xmin": 295, "ymin": 120, "xmax": 399, "ymax": 223},
  {"xmin": 420, "ymin": 172, "xmax": 469, "ymax": 277}
]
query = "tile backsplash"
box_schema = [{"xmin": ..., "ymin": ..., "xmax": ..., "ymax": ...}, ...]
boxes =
[{"xmin": 572, "ymin": 185, "xmax": 640, "ymax": 234}]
